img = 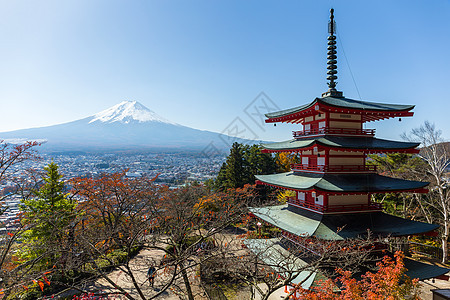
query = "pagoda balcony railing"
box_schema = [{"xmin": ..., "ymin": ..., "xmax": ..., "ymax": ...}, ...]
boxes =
[
  {"xmin": 291, "ymin": 164, "xmax": 377, "ymax": 173},
  {"xmin": 287, "ymin": 197, "xmax": 382, "ymax": 213},
  {"xmin": 293, "ymin": 128, "xmax": 375, "ymax": 138}
]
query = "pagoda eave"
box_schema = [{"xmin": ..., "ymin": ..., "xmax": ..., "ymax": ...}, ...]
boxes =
[
  {"xmin": 256, "ymin": 180, "xmax": 429, "ymax": 195},
  {"xmin": 249, "ymin": 205, "xmax": 439, "ymax": 240},
  {"xmin": 255, "ymin": 172, "xmax": 429, "ymax": 194},
  {"xmin": 261, "ymin": 146, "xmax": 419, "ymax": 154},
  {"xmin": 265, "ymin": 98, "xmax": 415, "ymax": 124},
  {"xmin": 261, "ymin": 136, "xmax": 420, "ymax": 154}
]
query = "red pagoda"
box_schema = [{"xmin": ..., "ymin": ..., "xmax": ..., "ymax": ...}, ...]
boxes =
[{"xmin": 246, "ymin": 9, "xmax": 449, "ymax": 289}]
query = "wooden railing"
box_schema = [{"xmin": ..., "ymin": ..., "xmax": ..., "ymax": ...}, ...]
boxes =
[
  {"xmin": 291, "ymin": 164, "xmax": 377, "ymax": 173},
  {"xmin": 293, "ymin": 127, "xmax": 375, "ymax": 138},
  {"xmin": 287, "ymin": 197, "xmax": 382, "ymax": 213}
]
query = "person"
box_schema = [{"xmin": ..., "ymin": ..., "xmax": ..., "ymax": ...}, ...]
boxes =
[{"xmin": 147, "ymin": 266, "xmax": 156, "ymax": 287}]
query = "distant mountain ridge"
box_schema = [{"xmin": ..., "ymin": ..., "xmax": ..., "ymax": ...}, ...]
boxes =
[{"xmin": 0, "ymin": 101, "xmax": 254, "ymax": 153}]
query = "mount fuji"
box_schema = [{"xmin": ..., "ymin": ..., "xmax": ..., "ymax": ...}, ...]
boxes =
[{"xmin": 0, "ymin": 101, "xmax": 252, "ymax": 153}]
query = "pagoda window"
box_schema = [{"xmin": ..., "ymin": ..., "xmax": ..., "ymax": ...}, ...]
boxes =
[
  {"xmin": 318, "ymin": 157, "xmax": 325, "ymax": 166},
  {"xmin": 319, "ymin": 121, "xmax": 326, "ymax": 129},
  {"xmin": 329, "ymin": 150, "xmax": 364, "ymax": 156},
  {"xmin": 315, "ymin": 113, "xmax": 326, "ymax": 120},
  {"xmin": 302, "ymin": 157, "xmax": 309, "ymax": 165},
  {"xmin": 297, "ymin": 192, "xmax": 305, "ymax": 201},
  {"xmin": 329, "ymin": 156, "xmax": 364, "ymax": 166},
  {"xmin": 305, "ymin": 116, "xmax": 314, "ymax": 123},
  {"xmin": 329, "ymin": 120, "xmax": 362, "ymax": 130},
  {"xmin": 304, "ymin": 123, "xmax": 311, "ymax": 132},
  {"xmin": 310, "ymin": 191, "xmax": 317, "ymax": 203},
  {"xmin": 315, "ymin": 195, "xmax": 324, "ymax": 206},
  {"xmin": 330, "ymin": 113, "xmax": 362, "ymax": 121},
  {"xmin": 328, "ymin": 194, "xmax": 368, "ymax": 206}
]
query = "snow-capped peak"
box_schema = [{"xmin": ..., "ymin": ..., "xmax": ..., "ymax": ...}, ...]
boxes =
[{"xmin": 89, "ymin": 101, "xmax": 177, "ymax": 125}]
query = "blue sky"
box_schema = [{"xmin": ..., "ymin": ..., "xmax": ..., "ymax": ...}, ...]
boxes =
[{"xmin": 0, "ymin": 0, "xmax": 449, "ymax": 143}]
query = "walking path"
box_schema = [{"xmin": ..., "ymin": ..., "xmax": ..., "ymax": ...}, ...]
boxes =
[
  {"xmin": 87, "ymin": 246, "xmax": 208, "ymax": 299},
  {"xmin": 84, "ymin": 233, "xmax": 450, "ymax": 300},
  {"xmin": 88, "ymin": 247, "xmax": 176, "ymax": 299},
  {"xmin": 421, "ymin": 276, "xmax": 450, "ymax": 300}
]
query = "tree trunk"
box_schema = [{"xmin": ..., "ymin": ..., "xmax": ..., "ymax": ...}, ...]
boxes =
[
  {"xmin": 438, "ymin": 180, "xmax": 449, "ymax": 264},
  {"xmin": 442, "ymin": 219, "xmax": 449, "ymax": 264},
  {"xmin": 180, "ymin": 262, "xmax": 195, "ymax": 300}
]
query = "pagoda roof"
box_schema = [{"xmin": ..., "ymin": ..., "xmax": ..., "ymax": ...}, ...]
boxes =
[
  {"xmin": 261, "ymin": 136, "xmax": 420, "ymax": 153},
  {"xmin": 249, "ymin": 204, "xmax": 439, "ymax": 241},
  {"xmin": 403, "ymin": 258, "xmax": 450, "ymax": 281},
  {"xmin": 265, "ymin": 96, "xmax": 415, "ymax": 123},
  {"xmin": 255, "ymin": 172, "xmax": 428, "ymax": 193},
  {"xmin": 244, "ymin": 238, "xmax": 449, "ymax": 283},
  {"xmin": 243, "ymin": 238, "xmax": 321, "ymax": 289}
]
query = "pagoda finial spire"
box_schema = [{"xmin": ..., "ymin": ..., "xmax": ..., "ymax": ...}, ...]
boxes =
[{"xmin": 322, "ymin": 8, "xmax": 343, "ymax": 98}]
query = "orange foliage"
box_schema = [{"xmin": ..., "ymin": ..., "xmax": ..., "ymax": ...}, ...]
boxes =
[
  {"xmin": 292, "ymin": 251, "xmax": 421, "ymax": 300},
  {"xmin": 70, "ymin": 171, "xmax": 164, "ymax": 249},
  {"xmin": 37, "ymin": 280, "xmax": 44, "ymax": 291}
]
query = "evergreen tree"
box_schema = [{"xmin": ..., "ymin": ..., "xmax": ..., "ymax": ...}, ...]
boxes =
[
  {"xmin": 215, "ymin": 143, "xmax": 276, "ymax": 190},
  {"xmin": 20, "ymin": 162, "xmax": 76, "ymax": 267},
  {"xmin": 244, "ymin": 144, "xmax": 277, "ymax": 183},
  {"xmin": 224, "ymin": 142, "xmax": 245, "ymax": 189}
]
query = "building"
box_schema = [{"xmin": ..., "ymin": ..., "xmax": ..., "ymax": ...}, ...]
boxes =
[{"xmin": 245, "ymin": 8, "xmax": 449, "ymax": 291}]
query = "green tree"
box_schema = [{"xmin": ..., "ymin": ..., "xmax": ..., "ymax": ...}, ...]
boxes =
[
  {"xmin": 224, "ymin": 142, "xmax": 246, "ymax": 189},
  {"xmin": 215, "ymin": 143, "xmax": 276, "ymax": 190},
  {"xmin": 245, "ymin": 144, "xmax": 277, "ymax": 183},
  {"xmin": 20, "ymin": 162, "xmax": 77, "ymax": 268}
]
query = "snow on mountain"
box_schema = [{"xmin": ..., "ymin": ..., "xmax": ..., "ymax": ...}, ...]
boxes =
[
  {"xmin": 88, "ymin": 101, "xmax": 177, "ymax": 125},
  {"xmin": 0, "ymin": 100, "xmax": 257, "ymax": 153}
]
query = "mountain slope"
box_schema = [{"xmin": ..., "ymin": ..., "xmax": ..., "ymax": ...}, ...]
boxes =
[{"xmin": 0, "ymin": 101, "xmax": 251, "ymax": 153}]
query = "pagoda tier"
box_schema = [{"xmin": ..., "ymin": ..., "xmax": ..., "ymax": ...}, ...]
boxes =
[
  {"xmin": 249, "ymin": 205, "xmax": 438, "ymax": 240},
  {"xmin": 265, "ymin": 96, "xmax": 414, "ymax": 124},
  {"xmin": 261, "ymin": 136, "xmax": 420, "ymax": 154},
  {"xmin": 256, "ymin": 172, "xmax": 427, "ymax": 214},
  {"xmin": 255, "ymin": 172, "xmax": 428, "ymax": 194}
]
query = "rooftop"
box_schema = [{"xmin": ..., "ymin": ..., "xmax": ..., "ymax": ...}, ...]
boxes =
[
  {"xmin": 261, "ymin": 136, "xmax": 420, "ymax": 153},
  {"xmin": 249, "ymin": 205, "xmax": 439, "ymax": 240},
  {"xmin": 255, "ymin": 172, "xmax": 429, "ymax": 194}
]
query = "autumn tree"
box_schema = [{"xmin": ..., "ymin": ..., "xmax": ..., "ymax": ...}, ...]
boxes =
[
  {"xmin": 0, "ymin": 140, "xmax": 42, "ymax": 297},
  {"xmin": 71, "ymin": 171, "xmax": 160, "ymax": 250},
  {"xmin": 63, "ymin": 172, "xmax": 250, "ymax": 300},
  {"xmin": 275, "ymin": 152, "xmax": 300, "ymax": 173},
  {"xmin": 294, "ymin": 251, "xmax": 421, "ymax": 300},
  {"xmin": 62, "ymin": 171, "xmax": 164, "ymax": 299},
  {"xmin": 0, "ymin": 141, "xmax": 40, "ymax": 193},
  {"xmin": 144, "ymin": 184, "xmax": 251, "ymax": 300}
]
